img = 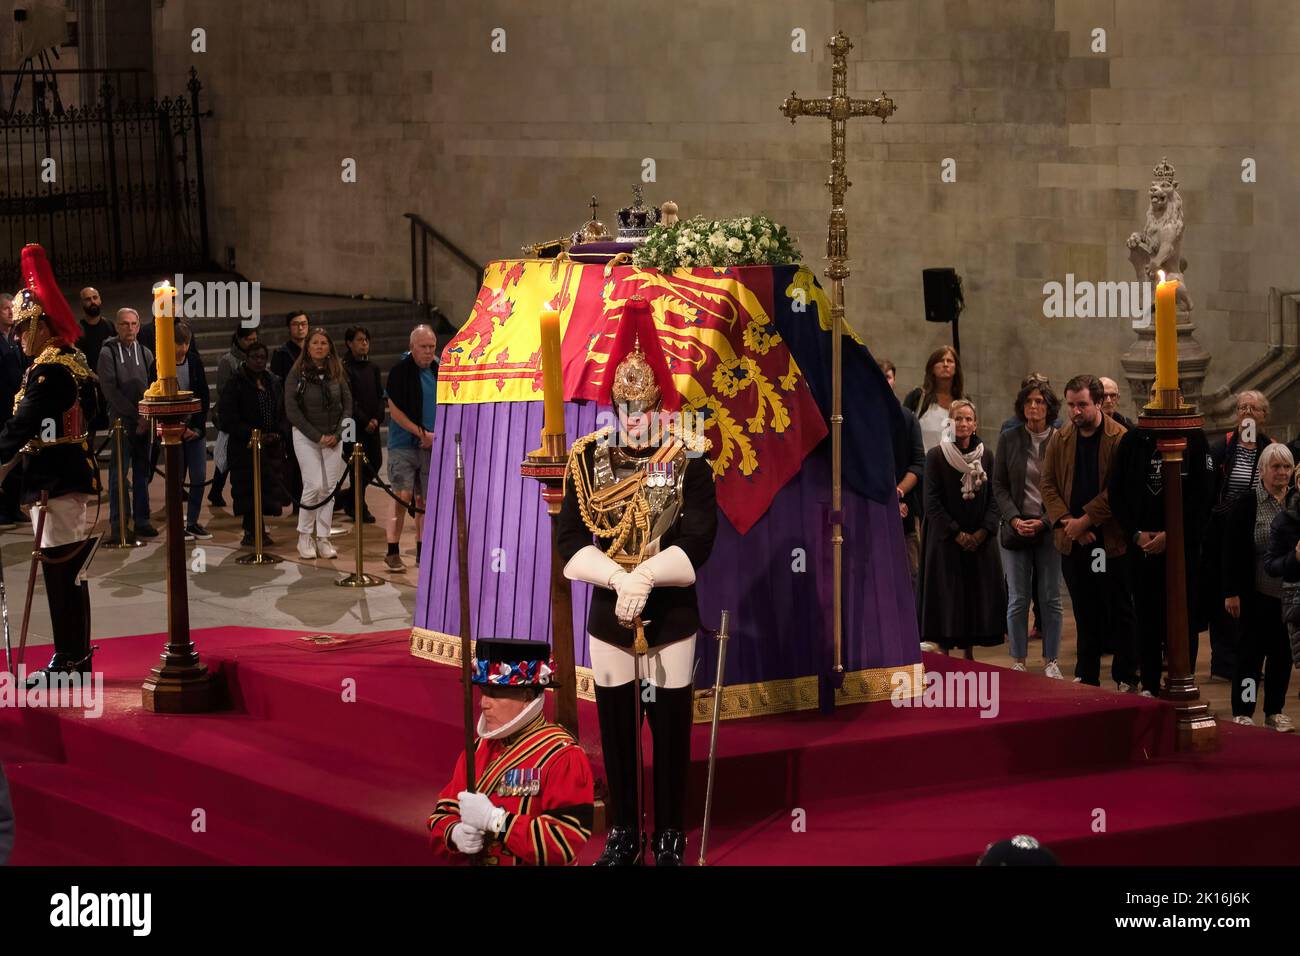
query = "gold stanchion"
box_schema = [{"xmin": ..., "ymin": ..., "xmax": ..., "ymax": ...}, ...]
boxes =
[
  {"xmin": 336, "ymin": 443, "xmax": 380, "ymax": 587},
  {"xmin": 236, "ymin": 428, "xmax": 281, "ymax": 566},
  {"xmin": 100, "ymin": 417, "xmax": 143, "ymax": 549}
]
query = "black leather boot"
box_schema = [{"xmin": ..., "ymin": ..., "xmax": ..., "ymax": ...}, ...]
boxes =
[
  {"xmin": 26, "ymin": 539, "xmax": 95, "ymax": 689},
  {"xmin": 593, "ymin": 681, "xmax": 643, "ymax": 865},
  {"xmin": 593, "ymin": 824, "xmax": 644, "ymax": 866},
  {"xmin": 651, "ymin": 829, "xmax": 686, "ymax": 866},
  {"xmin": 647, "ymin": 684, "xmax": 693, "ymax": 836}
]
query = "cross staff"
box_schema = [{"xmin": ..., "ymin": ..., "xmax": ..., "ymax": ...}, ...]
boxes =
[{"xmin": 779, "ymin": 31, "xmax": 896, "ymax": 682}]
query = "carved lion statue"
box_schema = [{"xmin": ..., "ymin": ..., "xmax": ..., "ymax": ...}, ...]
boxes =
[{"xmin": 1127, "ymin": 176, "xmax": 1192, "ymax": 312}]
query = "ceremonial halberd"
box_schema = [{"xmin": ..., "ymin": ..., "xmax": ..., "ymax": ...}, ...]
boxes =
[{"xmin": 409, "ymin": 259, "xmax": 921, "ymax": 720}]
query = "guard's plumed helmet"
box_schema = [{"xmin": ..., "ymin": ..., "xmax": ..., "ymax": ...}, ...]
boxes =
[
  {"xmin": 598, "ymin": 295, "xmax": 680, "ymax": 414},
  {"xmin": 12, "ymin": 244, "xmax": 79, "ymax": 343}
]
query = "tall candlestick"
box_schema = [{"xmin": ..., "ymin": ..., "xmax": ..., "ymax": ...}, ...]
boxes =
[
  {"xmin": 539, "ymin": 310, "xmax": 565, "ymax": 437},
  {"xmin": 1151, "ymin": 271, "xmax": 1178, "ymax": 406},
  {"xmin": 147, "ymin": 282, "xmax": 178, "ymax": 397}
]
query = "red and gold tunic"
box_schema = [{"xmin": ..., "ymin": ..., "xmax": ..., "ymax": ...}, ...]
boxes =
[{"xmin": 428, "ymin": 714, "xmax": 594, "ymax": 866}]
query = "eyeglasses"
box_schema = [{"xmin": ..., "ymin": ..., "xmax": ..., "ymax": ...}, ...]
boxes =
[{"xmin": 1103, "ymin": 392, "xmax": 1120, "ymax": 400}]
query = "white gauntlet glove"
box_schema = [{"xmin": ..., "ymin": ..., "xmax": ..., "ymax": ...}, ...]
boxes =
[
  {"xmin": 457, "ymin": 790, "xmax": 507, "ymax": 835},
  {"xmin": 614, "ymin": 546, "xmax": 697, "ymax": 624},
  {"xmin": 449, "ymin": 822, "xmax": 485, "ymax": 854},
  {"xmin": 563, "ymin": 545, "xmax": 624, "ymax": 589},
  {"xmin": 614, "ymin": 569, "xmax": 654, "ymax": 623}
]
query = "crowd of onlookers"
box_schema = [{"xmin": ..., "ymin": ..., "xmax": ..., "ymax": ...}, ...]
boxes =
[
  {"xmin": 881, "ymin": 345, "xmax": 1300, "ymax": 732},
  {"xmin": 0, "ymin": 286, "xmax": 439, "ymax": 574}
]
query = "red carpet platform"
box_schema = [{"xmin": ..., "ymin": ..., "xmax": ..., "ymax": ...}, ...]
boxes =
[{"xmin": 1, "ymin": 627, "xmax": 1298, "ymax": 865}]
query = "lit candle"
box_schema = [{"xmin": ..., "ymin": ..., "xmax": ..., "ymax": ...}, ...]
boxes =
[
  {"xmin": 539, "ymin": 309, "xmax": 565, "ymax": 437},
  {"xmin": 152, "ymin": 281, "xmax": 178, "ymax": 388},
  {"xmin": 1152, "ymin": 270, "xmax": 1178, "ymax": 399}
]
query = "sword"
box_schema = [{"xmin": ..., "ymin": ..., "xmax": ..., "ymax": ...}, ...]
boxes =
[
  {"xmin": 697, "ymin": 609, "xmax": 730, "ymax": 866},
  {"xmin": 15, "ymin": 492, "xmax": 48, "ymax": 677},
  {"xmin": 0, "ymin": 534, "xmax": 12, "ymax": 676}
]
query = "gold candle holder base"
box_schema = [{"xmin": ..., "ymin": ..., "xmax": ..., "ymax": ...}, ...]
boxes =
[
  {"xmin": 1142, "ymin": 387, "xmax": 1192, "ymax": 415},
  {"xmin": 528, "ymin": 432, "xmax": 567, "ymax": 460}
]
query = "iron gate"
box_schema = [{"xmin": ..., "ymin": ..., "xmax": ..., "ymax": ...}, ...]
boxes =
[{"xmin": 0, "ymin": 66, "xmax": 210, "ymax": 288}]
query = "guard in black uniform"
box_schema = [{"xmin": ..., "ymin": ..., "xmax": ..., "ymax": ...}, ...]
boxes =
[
  {"xmin": 0, "ymin": 245, "xmax": 101, "ymax": 686},
  {"xmin": 558, "ymin": 295, "xmax": 717, "ymax": 866}
]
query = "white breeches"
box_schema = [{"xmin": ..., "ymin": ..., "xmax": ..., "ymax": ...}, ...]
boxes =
[
  {"xmin": 31, "ymin": 493, "xmax": 90, "ymax": 549},
  {"xmin": 589, "ymin": 633, "xmax": 696, "ymax": 689}
]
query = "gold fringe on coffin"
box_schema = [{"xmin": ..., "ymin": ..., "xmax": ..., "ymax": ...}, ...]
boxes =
[{"xmin": 410, "ymin": 627, "xmax": 924, "ymax": 724}]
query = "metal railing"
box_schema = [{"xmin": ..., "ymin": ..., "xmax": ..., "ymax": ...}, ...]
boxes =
[
  {"xmin": 0, "ymin": 66, "xmax": 210, "ymax": 287},
  {"xmin": 403, "ymin": 212, "xmax": 482, "ymax": 332}
]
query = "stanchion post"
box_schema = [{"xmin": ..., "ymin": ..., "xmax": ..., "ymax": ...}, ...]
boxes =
[
  {"xmin": 236, "ymin": 428, "xmax": 281, "ymax": 566},
  {"xmin": 100, "ymin": 417, "xmax": 142, "ymax": 549},
  {"xmin": 336, "ymin": 444, "xmax": 381, "ymax": 587}
]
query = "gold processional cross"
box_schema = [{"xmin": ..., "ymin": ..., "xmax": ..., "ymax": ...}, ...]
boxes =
[{"xmin": 779, "ymin": 31, "xmax": 896, "ymax": 680}]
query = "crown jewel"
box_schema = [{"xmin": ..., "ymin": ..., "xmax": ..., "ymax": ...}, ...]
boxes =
[{"xmin": 616, "ymin": 185, "xmax": 660, "ymax": 241}]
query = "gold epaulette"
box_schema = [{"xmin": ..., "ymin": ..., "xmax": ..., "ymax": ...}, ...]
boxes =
[
  {"xmin": 32, "ymin": 345, "xmax": 93, "ymax": 379},
  {"xmin": 12, "ymin": 346, "xmax": 92, "ymax": 416}
]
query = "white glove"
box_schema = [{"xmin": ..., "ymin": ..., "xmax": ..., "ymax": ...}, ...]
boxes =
[
  {"xmin": 615, "ymin": 569, "xmax": 653, "ymax": 622},
  {"xmin": 637, "ymin": 545, "xmax": 696, "ymax": 587},
  {"xmin": 457, "ymin": 790, "xmax": 507, "ymax": 835},
  {"xmin": 563, "ymin": 545, "xmax": 624, "ymax": 589},
  {"xmin": 449, "ymin": 822, "xmax": 484, "ymax": 854}
]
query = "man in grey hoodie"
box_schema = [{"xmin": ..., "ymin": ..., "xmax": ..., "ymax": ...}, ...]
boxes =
[{"xmin": 96, "ymin": 308, "xmax": 157, "ymax": 537}]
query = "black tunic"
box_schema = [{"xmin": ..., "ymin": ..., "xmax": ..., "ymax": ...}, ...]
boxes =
[
  {"xmin": 0, "ymin": 347, "xmax": 99, "ymax": 504},
  {"xmin": 918, "ymin": 438, "xmax": 1006, "ymax": 650},
  {"xmin": 557, "ymin": 440, "xmax": 717, "ymax": 649}
]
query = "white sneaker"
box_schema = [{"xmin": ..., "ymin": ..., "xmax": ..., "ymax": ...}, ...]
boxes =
[
  {"xmin": 1071, "ymin": 677, "xmax": 1083, "ymax": 684},
  {"xmin": 1044, "ymin": 660, "xmax": 1063, "ymax": 680},
  {"xmin": 1139, "ymin": 690, "xmax": 1155, "ymax": 698},
  {"xmin": 1265, "ymin": 713, "xmax": 1295, "ymax": 733},
  {"xmin": 315, "ymin": 537, "xmax": 338, "ymax": 559},
  {"xmin": 1012, "ymin": 662, "xmax": 1027, "ymax": 672},
  {"xmin": 1117, "ymin": 682, "xmax": 1137, "ymax": 694},
  {"xmin": 1233, "ymin": 715, "xmax": 1255, "ymax": 726},
  {"xmin": 920, "ymin": 642, "xmax": 939, "ymax": 653},
  {"xmin": 297, "ymin": 534, "xmax": 317, "ymax": 560}
]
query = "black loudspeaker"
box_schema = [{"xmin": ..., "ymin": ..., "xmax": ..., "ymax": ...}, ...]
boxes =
[
  {"xmin": 922, "ymin": 268, "xmax": 963, "ymax": 323},
  {"xmin": 922, "ymin": 267, "xmax": 963, "ymax": 353}
]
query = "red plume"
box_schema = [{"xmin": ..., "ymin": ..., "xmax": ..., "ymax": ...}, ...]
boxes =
[
  {"xmin": 20, "ymin": 244, "xmax": 79, "ymax": 343},
  {"xmin": 597, "ymin": 295, "xmax": 680, "ymax": 412}
]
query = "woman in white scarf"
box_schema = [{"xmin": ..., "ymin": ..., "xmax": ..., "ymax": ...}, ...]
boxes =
[{"xmin": 917, "ymin": 399, "xmax": 1008, "ymax": 658}]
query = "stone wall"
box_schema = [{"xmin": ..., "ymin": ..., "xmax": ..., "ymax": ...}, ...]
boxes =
[{"xmin": 151, "ymin": 0, "xmax": 1300, "ymax": 437}]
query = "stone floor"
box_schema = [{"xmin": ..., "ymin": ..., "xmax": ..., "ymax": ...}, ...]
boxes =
[{"xmin": 2, "ymin": 463, "xmax": 419, "ymax": 650}]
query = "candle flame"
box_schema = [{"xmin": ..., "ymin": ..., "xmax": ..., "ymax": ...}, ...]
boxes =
[{"xmin": 1157, "ymin": 269, "xmax": 1166, "ymax": 283}]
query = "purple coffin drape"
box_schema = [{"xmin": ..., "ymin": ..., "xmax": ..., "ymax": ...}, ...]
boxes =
[{"xmin": 415, "ymin": 400, "xmax": 920, "ymax": 688}]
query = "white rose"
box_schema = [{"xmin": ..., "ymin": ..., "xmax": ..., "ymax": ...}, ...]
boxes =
[
  {"xmin": 709, "ymin": 231, "xmax": 726, "ymax": 246},
  {"xmin": 725, "ymin": 237, "xmax": 742, "ymax": 253}
]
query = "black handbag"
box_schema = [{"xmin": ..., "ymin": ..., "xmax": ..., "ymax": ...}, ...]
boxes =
[{"xmin": 999, "ymin": 514, "xmax": 1047, "ymax": 551}]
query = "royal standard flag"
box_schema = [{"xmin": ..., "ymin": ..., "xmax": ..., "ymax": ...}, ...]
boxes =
[{"xmin": 439, "ymin": 259, "xmax": 830, "ymax": 534}]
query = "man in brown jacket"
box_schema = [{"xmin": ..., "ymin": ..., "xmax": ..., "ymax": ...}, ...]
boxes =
[{"xmin": 1040, "ymin": 374, "xmax": 1138, "ymax": 688}]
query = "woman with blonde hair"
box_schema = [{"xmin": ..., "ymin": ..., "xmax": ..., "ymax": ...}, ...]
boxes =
[
  {"xmin": 285, "ymin": 328, "xmax": 352, "ymax": 560},
  {"xmin": 918, "ymin": 399, "xmax": 1006, "ymax": 657},
  {"xmin": 1224, "ymin": 441, "xmax": 1295, "ymax": 730}
]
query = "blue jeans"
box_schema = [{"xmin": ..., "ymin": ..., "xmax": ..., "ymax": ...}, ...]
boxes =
[
  {"xmin": 182, "ymin": 436, "xmax": 206, "ymax": 527},
  {"xmin": 107, "ymin": 424, "xmax": 153, "ymax": 529},
  {"xmin": 1000, "ymin": 533, "xmax": 1064, "ymax": 660}
]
